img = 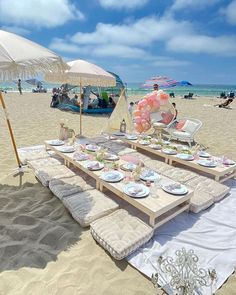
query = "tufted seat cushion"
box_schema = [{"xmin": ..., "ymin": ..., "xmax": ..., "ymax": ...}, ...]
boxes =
[
  {"xmin": 145, "ymin": 159, "xmax": 172, "ymax": 174},
  {"xmin": 161, "ymin": 167, "xmax": 198, "ymax": 183},
  {"xmin": 35, "ymin": 165, "xmax": 75, "ymax": 187},
  {"xmin": 28, "ymin": 157, "xmax": 63, "ymax": 170},
  {"xmin": 117, "ymin": 147, "xmax": 136, "ymax": 156},
  {"xmin": 189, "ymin": 189, "xmax": 214, "ymax": 213},
  {"xmin": 18, "ymin": 145, "xmax": 50, "ymax": 165},
  {"xmin": 62, "ymin": 190, "xmax": 119, "ymax": 227},
  {"xmin": 172, "ymin": 130, "xmax": 191, "ymax": 139},
  {"xmin": 90, "ymin": 209, "xmax": 154, "ymax": 260},
  {"xmin": 49, "ymin": 175, "xmax": 94, "ymax": 200},
  {"xmin": 185, "ymin": 176, "xmax": 230, "ymax": 202}
]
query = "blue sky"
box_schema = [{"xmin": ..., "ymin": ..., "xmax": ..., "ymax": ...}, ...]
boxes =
[{"xmin": 0, "ymin": 0, "xmax": 236, "ymax": 84}]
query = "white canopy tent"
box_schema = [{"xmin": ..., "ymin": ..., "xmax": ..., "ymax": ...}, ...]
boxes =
[{"xmin": 0, "ymin": 29, "xmax": 68, "ymax": 168}]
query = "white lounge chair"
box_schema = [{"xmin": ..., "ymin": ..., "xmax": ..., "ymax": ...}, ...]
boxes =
[{"xmin": 165, "ymin": 118, "xmax": 202, "ymax": 146}]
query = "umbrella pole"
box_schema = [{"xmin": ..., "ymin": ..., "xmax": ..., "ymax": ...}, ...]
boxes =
[
  {"xmin": 79, "ymin": 81, "xmax": 82, "ymax": 135},
  {"xmin": 0, "ymin": 92, "xmax": 21, "ymax": 168}
]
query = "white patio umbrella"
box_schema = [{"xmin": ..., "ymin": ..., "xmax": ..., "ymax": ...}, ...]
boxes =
[
  {"xmin": 0, "ymin": 29, "xmax": 68, "ymax": 168},
  {"xmin": 45, "ymin": 59, "xmax": 116, "ymax": 135}
]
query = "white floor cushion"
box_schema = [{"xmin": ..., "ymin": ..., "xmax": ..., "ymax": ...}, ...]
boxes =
[
  {"xmin": 161, "ymin": 167, "xmax": 198, "ymax": 183},
  {"xmin": 18, "ymin": 145, "xmax": 50, "ymax": 165},
  {"xmin": 185, "ymin": 176, "xmax": 230, "ymax": 202},
  {"xmin": 189, "ymin": 189, "xmax": 214, "ymax": 213},
  {"xmin": 35, "ymin": 165, "xmax": 75, "ymax": 187},
  {"xmin": 49, "ymin": 175, "xmax": 94, "ymax": 200},
  {"xmin": 145, "ymin": 159, "xmax": 172, "ymax": 174},
  {"xmin": 28, "ymin": 157, "xmax": 63, "ymax": 170},
  {"xmin": 90, "ymin": 209, "xmax": 154, "ymax": 260},
  {"xmin": 117, "ymin": 147, "xmax": 136, "ymax": 156},
  {"xmin": 62, "ymin": 190, "xmax": 119, "ymax": 227}
]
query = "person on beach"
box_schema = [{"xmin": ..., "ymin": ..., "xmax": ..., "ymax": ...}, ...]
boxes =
[
  {"xmin": 17, "ymin": 79, "xmax": 22, "ymax": 95},
  {"xmin": 172, "ymin": 102, "xmax": 178, "ymax": 120},
  {"xmin": 128, "ymin": 102, "xmax": 134, "ymax": 115},
  {"xmin": 153, "ymin": 83, "xmax": 159, "ymax": 91}
]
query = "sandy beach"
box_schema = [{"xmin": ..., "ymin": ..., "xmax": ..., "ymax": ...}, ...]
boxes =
[{"xmin": 0, "ymin": 92, "xmax": 236, "ymax": 295}]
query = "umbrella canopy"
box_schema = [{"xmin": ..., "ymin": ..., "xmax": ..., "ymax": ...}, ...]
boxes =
[
  {"xmin": 142, "ymin": 76, "xmax": 178, "ymax": 89},
  {"xmin": 177, "ymin": 80, "xmax": 193, "ymax": 86},
  {"xmin": 107, "ymin": 71, "xmax": 124, "ymax": 88},
  {"xmin": 45, "ymin": 59, "xmax": 116, "ymax": 87},
  {"xmin": 0, "ymin": 29, "xmax": 67, "ymax": 168},
  {"xmin": 25, "ymin": 78, "xmax": 43, "ymax": 86},
  {"xmin": 0, "ymin": 30, "xmax": 67, "ymax": 81}
]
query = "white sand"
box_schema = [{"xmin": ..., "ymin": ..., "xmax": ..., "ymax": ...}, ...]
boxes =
[{"xmin": 0, "ymin": 92, "xmax": 235, "ymax": 294}]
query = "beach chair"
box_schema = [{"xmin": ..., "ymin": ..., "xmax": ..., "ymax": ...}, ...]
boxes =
[
  {"xmin": 183, "ymin": 93, "xmax": 194, "ymax": 99},
  {"xmin": 165, "ymin": 118, "xmax": 202, "ymax": 146}
]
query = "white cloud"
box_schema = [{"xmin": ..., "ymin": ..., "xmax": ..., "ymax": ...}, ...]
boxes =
[
  {"xmin": 171, "ymin": 0, "xmax": 220, "ymax": 11},
  {"xmin": 221, "ymin": 1, "xmax": 236, "ymax": 25},
  {"xmin": 167, "ymin": 34, "xmax": 236, "ymax": 56},
  {"xmin": 71, "ymin": 16, "xmax": 193, "ymax": 47},
  {"xmin": 98, "ymin": 0, "xmax": 149, "ymax": 10},
  {"xmin": 92, "ymin": 44, "xmax": 147, "ymax": 58},
  {"xmin": 49, "ymin": 38, "xmax": 81, "ymax": 53},
  {"xmin": 0, "ymin": 0, "xmax": 84, "ymax": 28},
  {"xmin": 151, "ymin": 57, "xmax": 190, "ymax": 67},
  {"xmin": 0, "ymin": 26, "xmax": 30, "ymax": 35}
]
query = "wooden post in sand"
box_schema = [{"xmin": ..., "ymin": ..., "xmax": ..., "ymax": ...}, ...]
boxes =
[
  {"xmin": 0, "ymin": 92, "xmax": 21, "ymax": 167},
  {"xmin": 79, "ymin": 80, "xmax": 82, "ymax": 136}
]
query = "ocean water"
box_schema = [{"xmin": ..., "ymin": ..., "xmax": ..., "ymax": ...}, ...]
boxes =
[{"xmin": 0, "ymin": 81, "xmax": 235, "ymax": 97}]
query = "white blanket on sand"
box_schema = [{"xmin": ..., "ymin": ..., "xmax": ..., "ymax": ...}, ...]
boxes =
[{"xmin": 127, "ymin": 179, "xmax": 236, "ymax": 295}]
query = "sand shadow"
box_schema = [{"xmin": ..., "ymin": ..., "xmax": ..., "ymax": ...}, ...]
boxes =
[{"xmin": 0, "ymin": 182, "xmax": 85, "ymax": 271}]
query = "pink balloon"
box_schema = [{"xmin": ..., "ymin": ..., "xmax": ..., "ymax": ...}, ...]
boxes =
[
  {"xmin": 138, "ymin": 99, "xmax": 147, "ymax": 109},
  {"xmin": 134, "ymin": 123, "xmax": 144, "ymax": 133},
  {"xmin": 135, "ymin": 116, "xmax": 142, "ymax": 124}
]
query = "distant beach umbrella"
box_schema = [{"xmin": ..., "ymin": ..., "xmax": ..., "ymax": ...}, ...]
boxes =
[
  {"xmin": 177, "ymin": 80, "xmax": 193, "ymax": 86},
  {"xmin": 142, "ymin": 76, "xmax": 178, "ymax": 89},
  {"xmin": 45, "ymin": 59, "xmax": 116, "ymax": 135},
  {"xmin": 25, "ymin": 78, "xmax": 43, "ymax": 86},
  {"xmin": 0, "ymin": 29, "xmax": 68, "ymax": 168}
]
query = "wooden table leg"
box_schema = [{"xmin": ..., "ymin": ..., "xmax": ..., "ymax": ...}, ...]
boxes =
[{"xmin": 149, "ymin": 215, "xmax": 156, "ymax": 227}]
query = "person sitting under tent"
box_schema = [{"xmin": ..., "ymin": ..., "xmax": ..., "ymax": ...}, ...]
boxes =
[
  {"xmin": 50, "ymin": 92, "xmax": 59, "ymax": 107},
  {"xmin": 108, "ymin": 96, "xmax": 116, "ymax": 108}
]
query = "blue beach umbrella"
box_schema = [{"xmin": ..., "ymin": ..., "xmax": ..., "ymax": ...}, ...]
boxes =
[{"xmin": 177, "ymin": 80, "xmax": 192, "ymax": 86}]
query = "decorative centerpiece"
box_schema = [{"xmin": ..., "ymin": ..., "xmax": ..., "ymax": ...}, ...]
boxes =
[
  {"xmin": 151, "ymin": 248, "xmax": 217, "ymax": 295},
  {"xmin": 120, "ymin": 119, "xmax": 127, "ymax": 133},
  {"xmin": 95, "ymin": 147, "xmax": 107, "ymax": 162},
  {"xmin": 132, "ymin": 164, "xmax": 142, "ymax": 181},
  {"xmin": 59, "ymin": 118, "xmax": 69, "ymax": 141}
]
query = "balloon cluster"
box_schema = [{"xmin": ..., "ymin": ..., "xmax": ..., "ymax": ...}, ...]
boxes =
[{"xmin": 133, "ymin": 91, "xmax": 170, "ymax": 133}]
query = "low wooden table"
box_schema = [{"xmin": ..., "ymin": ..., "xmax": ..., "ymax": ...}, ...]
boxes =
[
  {"xmin": 168, "ymin": 155, "xmax": 236, "ymax": 182},
  {"xmin": 121, "ymin": 138, "xmax": 170, "ymax": 163},
  {"xmin": 45, "ymin": 141, "xmax": 193, "ymax": 229},
  {"xmin": 114, "ymin": 136, "xmax": 236, "ymax": 183}
]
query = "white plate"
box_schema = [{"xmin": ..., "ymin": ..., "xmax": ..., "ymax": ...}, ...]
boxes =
[
  {"xmin": 124, "ymin": 183, "xmax": 149, "ymax": 198},
  {"xmin": 223, "ymin": 159, "xmax": 235, "ymax": 165},
  {"xmin": 113, "ymin": 132, "xmax": 125, "ymax": 136},
  {"xmin": 140, "ymin": 170, "xmax": 160, "ymax": 182},
  {"xmin": 162, "ymin": 148, "xmax": 177, "ymax": 155},
  {"xmin": 126, "ymin": 135, "xmax": 138, "ymax": 140},
  {"xmin": 56, "ymin": 146, "xmax": 75, "ymax": 153},
  {"xmin": 104, "ymin": 153, "xmax": 119, "ymax": 161},
  {"xmin": 73, "ymin": 152, "xmax": 89, "ymax": 161},
  {"xmin": 161, "ymin": 183, "xmax": 188, "ymax": 195},
  {"xmin": 85, "ymin": 161, "xmax": 104, "ymax": 170},
  {"xmin": 86, "ymin": 144, "xmax": 99, "ymax": 152},
  {"xmin": 176, "ymin": 153, "xmax": 194, "ymax": 161},
  {"xmin": 138, "ymin": 140, "xmax": 150, "ymax": 145},
  {"xmin": 46, "ymin": 139, "xmax": 64, "ymax": 146},
  {"xmin": 197, "ymin": 159, "xmax": 217, "ymax": 168},
  {"xmin": 121, "ymin": 162, "xmax": 137, "ymax": 171},
  {"xmin": 198, "ymin": 151, "xmax": 211, "ymax": 158},
  {"xmin": 149, "ymin": 144, "xmax": 162, "ymax": 150},
  {"xmin": 100, "ymin": 170, "xmax": 124, "ymax": 182}
]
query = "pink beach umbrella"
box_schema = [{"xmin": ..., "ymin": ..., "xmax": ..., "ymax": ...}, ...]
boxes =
[
  {"xmin": 142, "ymin": 76, "xmax": 178, "ymax": 89},
  {"xmin": 0, "ymin": 29, "xmax": 68, "ymax": 168}
]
